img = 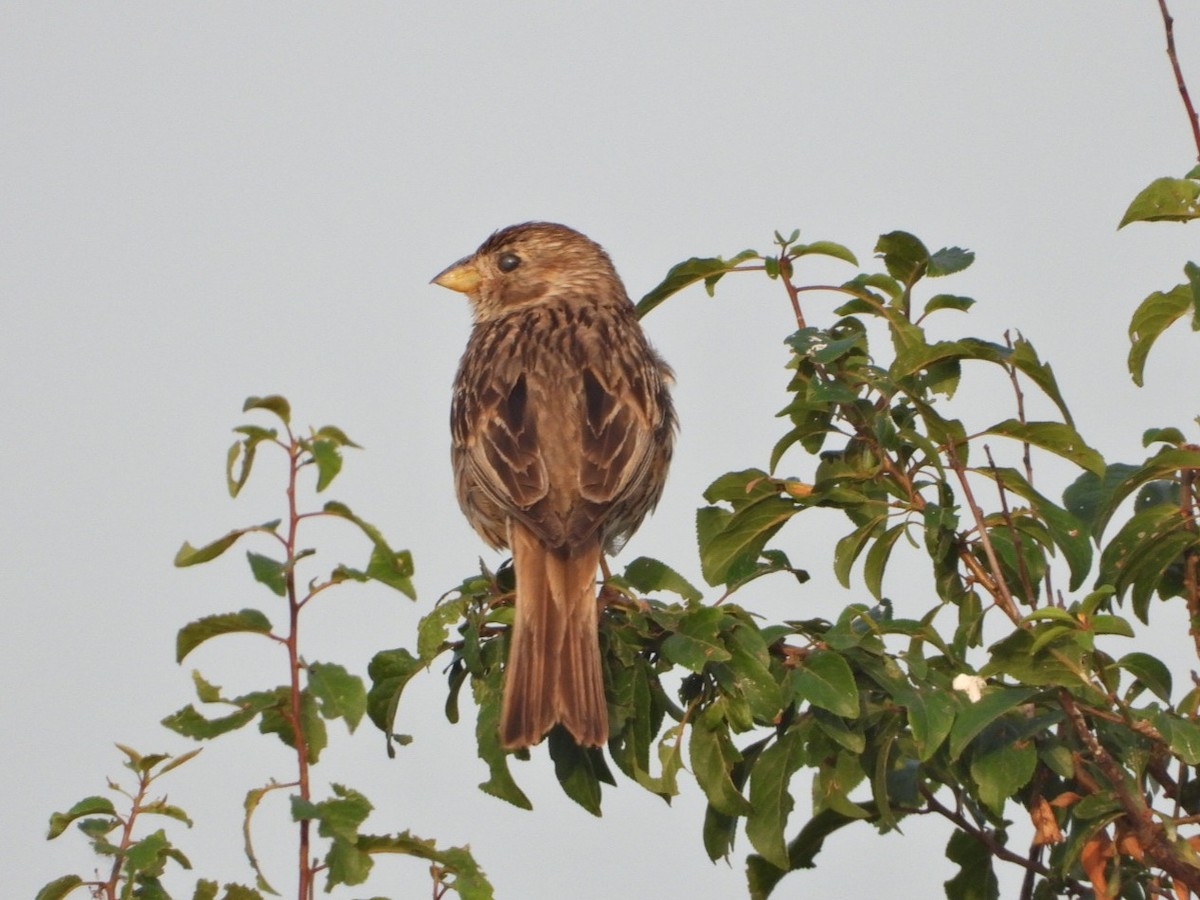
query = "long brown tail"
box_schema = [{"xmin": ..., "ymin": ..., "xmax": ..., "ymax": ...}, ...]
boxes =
[{"xmin": 500, "ymin": 521, "xmax": 607, "ymax": 749}]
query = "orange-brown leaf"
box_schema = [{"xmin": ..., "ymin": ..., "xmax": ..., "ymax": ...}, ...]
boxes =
[
  {"xmin": 1081, "ymin": 830, "xmax": 1116, "ymax": 900},
  {"xmin": 1030, "ymin": 796, "xmax": 1063, "ymax": 845},
  {"xmin": 1114, "ymin": 821, "xmax": 1145, "ymax": 862},
  {"xmin": 1049, "ymin": 790, "xmax": 1082, "ymax": 808}
]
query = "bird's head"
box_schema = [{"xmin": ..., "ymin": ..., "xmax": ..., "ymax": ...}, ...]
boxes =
[{"xmin": 432, "ymin": 222, "xmax": 625, "ymax": 322}]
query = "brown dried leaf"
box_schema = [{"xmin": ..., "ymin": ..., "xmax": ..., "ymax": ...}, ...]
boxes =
[
  {"xmin": 1114, "ymin": 821, "xmax": 1145, "ymax": 862},
  {"xmin": 1029, "ymin": 796, "xmax": 1063, "ymax": 845},
  {"xmin": 1081, "ymin": 830, "xmax": 1116, "ymax": 900},
  {"xmin": 1049, "ymin": 790, "xmax": 1082, "ymax": 808}
]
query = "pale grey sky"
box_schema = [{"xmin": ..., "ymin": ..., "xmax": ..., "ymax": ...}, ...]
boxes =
[{"xmin": 6, "ymin": 3, "xmax": 1200, "ymax": 898}]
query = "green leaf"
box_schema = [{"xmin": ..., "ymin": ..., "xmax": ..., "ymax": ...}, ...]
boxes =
[
  {"xmin": 1119, "ymin": 652, "xmax": 1172, "ymax": 702},
  {"xmin": 246, "ymin": 552, "xmax": 287, "ymax": 597},
  {"xmin": 323, "ymin": 502, "xmax": 416, "ymax": 599},
  {"xmin": 1160, "ymin": 714, "xmax": 1200, "ymax": 764},
  {"xmin": 974, "ymin": 466, "xmax": 1093, "ymax": 591},
  {"xmin": 1078, "ymin": 448, "xmax": 1200, "ymax": 538},
  {"xmin": 788, "ymin": 650, "xmax": 859, "ymax": 718},
  {"xmin": 943, "ymin": 828, "xmax": 999, "ymax": 900},
  {"xmin": 927, "ymin": 246, "xmax": 975, "ymax": 277},
  {"xmin": 471, "ymin": 670, "xmax": 533, "ymax": 809},
  {"xmin": 174, "ymin": 524, "xmax": 276, "ymax": 568},
  {"xmin": 832, "ymin": 517, "xmax": 884, "ymax": 589},
  {"xmin": 130, "ymin": 830, "xmax": 179, "ymax": 873},
  {"xmin": 356, "ymin": 832, "xmax": 494, "ymax": 900},
  {"xmin": 746, "ymin": 729, "xmax": 804, "ymax": 870},
  {"xmin": 1144, "ymin": 426, "xmax": 1188, "ymax": 447},
  {"xmin": 793, "ymin": 240, "xmax": 858, "ymax": 266},
  {"xmin": 970, "ymin": 740, "xmax": 1036, "ymax": 814},
  {"xmin": 661, "ymin": 606, "xmax": 734, "ymax": 672},
  {"xmin": 690, "ymin": 722, "xmax": 753, "ymax": 817},
  {"xmin": 1099, "ymin": 502, "xmax": 1196, "ymax": 610},
  {"xmin": 1119, "ymin": 175, "xmax": 1200, "ymax": 227},
  {"xmin": 702, "ymin": 468, "xmax": 775, "ymax": 504},
  {"xmin": 892, "ymin": 337, "xmax": 1073, "ymax": 425},
  {"xmin": 176, "ymin": 609, "xmax": 273, "ymax": 663},
  {"xmin": 948, "ymin": 686, "xmax": 1037, "ymax": 760},
  {"xmin": 662, "ymin": 631, "xmax": 732, "ymax": 672},
  {"xmin": 923, "ymin": 294, "xmax": 976, "ymax": 315},
  {"xmin": 719, "ymin": 622, "xmax": 786, "ymax": 722},
  {"xmin": 310, "ymin": 439, "xmax": 343, "ymax": 492},
  {"xmin": 292, "ymin": 785, "xmax": 374, "ymax": 887},
  {"xmin": 982, "ymin": 419, "xmax": 1105, "ymax": 476},
  {"xmin": 36, "ymin": 876, "xmax": 84, "ymax": 900},
  {"xmin": 162, "ymin": 704, "xmax": 258, "ymax": 740},
  {"xmin": 863, "ymin": 523, "xmax": 906, "ymax": 601},
  {"xmin": 47, "ymin": 796, "xmax": 117, "ymax": 839},
  {"xmin": 635, "ymin": 250, "xmax": 758, "ymax": 317},
  {"xmin": 1128, "ymin": 283, "xmax": 1193, "ymax": 386},
  {"xmin": 226, "ymin": 425, "xmax": 279, "ymax": 498},
  {"xmin": 621, "ymin": 556, "xmax": 703, "ymax": 602},
  {"xmin": 901, "ymin": 689, "xmax": 956, "ymax": 761},
  {"xmin": 548, "ymin": 728, "xmax": 613, "ymax": 816},
  {"xmin": 417, "ymin": 597, "xmax": 469, "ymax": 662},
  {"xmin": 309, "ymin": 662, "xmax": 367, "ymax": 732},
  {"xmin": 314, "ymin": 425, "xmax": 362, "ymax": 448},
  {"xmin": 1089, "ymin": 614, "xmax": 1134, "ymax": 637},
  {"xmin": 243, "ymin": 394, "xmax": 291, "ymax": 424},
  {"xmin": 213, "ymin": 885, "xmax": 265, "ymax": 900},
  {"xmin": 875, "ymin": 231, "xmax": 929, "ymax": 285},
  {"xmin": 240, "ymin": 786, "xmax": 278, "ymax": 895},
  {"xmin": 697, "ymin": 494, "xmax": 799, "ymax": 586},
  {"xmin": 259, "ymin": 688, "xmax": 326, "ymax": 764},
  {"xmin": 156, "ymin": 746, "xmax": 204, "ymax": 776},
  {"xmin": 366, "ymin": 647, "xmax": 425, "ymax": 749}
]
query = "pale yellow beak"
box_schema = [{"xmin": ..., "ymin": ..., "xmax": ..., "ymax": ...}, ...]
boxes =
[{"xmin": 431, "ymin": 257, "xmax": 482, "ymax": 294}]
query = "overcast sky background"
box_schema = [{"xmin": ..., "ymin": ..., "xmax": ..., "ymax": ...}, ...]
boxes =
[{"xmin": 6, "ymin": 3, "xmax": 1200, "ymax": 898}]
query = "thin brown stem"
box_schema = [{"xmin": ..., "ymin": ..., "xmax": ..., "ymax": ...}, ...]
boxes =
[
  {"xmin": 946, "ymin": 443, "xmax": 1022, "ymax": 623},
  {"xmin": 1157, "ymin": 0, "xmax": 1200, "ymax": 161},
  {"xmin": 985, "ymin": 445, "xmax": 1038, "ymax": 606},
  {"xmin": 102, "ymin": 769, "xmax": 153, "ymax": 899},
  {"xmin": 283, "ymin": 434, "xmax": 313, "ymax": 900},
  {"xmin": 1002, "ymin": 332, "xmax": 1056, "ymax": 600},
  {"xmin": 780, "ymin": 257, "xmax": 806, "ymax": 328},
  {"xmin": 919, "ymin": 785, "xmax": 1085, "ymax": 892}
]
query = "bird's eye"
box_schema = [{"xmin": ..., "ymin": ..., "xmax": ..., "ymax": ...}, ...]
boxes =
[{"xmin": 497, "ymin": 252, "xmax": 521, "ymax": 273}]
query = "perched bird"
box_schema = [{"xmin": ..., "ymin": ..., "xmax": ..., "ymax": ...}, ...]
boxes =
[{"xmin": 433, "ymin": 222, "xmax": 675, "ymax": 749}]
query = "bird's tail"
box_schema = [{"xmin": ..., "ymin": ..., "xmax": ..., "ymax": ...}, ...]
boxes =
[{"xmin": 500, "ymin": 521, "xmax": 607, "ymax": 749}]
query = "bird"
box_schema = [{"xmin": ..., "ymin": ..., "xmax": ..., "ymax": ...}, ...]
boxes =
[{"xmin": 432, "ymin": 222, "xmax": 676, "ymax": 750}]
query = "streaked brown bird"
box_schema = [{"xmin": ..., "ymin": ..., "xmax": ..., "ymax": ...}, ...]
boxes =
[{"xmin": 433, "ymin": 222, "xmax": 675, "ymax": 749}]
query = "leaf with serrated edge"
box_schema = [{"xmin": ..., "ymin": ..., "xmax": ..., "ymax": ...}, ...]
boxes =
[
  {"xmin": 176, "ymin": 609, "xmax": 273, "ymax": 663},
  {"xmin": 636, "ymin": 250, "xmax": 758, "ymax": 318},
  {"xmin": 1119, "ymin": 175, "xmax": 1200, "ymax": 227},
  {"xmin": 309, "ymin": 661, "xmax": 367, "ymax": 732},
  {"xmin": 243, "ymin": 394, "xmax": 291, "ymax": 424},
  {"xmin": 35, "ymin": 876, "xmax": 85, "ymax": 900}
]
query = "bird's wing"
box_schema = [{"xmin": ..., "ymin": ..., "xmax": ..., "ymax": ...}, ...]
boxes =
[
  {"xmin": 454, "ymin": 305, "xmax": 666, "ymax": 550},
  {"xmin": 457, "ymin": 369, "xmax": 550, "ymax": 515}
]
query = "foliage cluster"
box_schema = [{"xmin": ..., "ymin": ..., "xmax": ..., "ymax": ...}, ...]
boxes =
[{"xmin": 366, "ymin": 170, "xmax": 1200, "ymax": 899}]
